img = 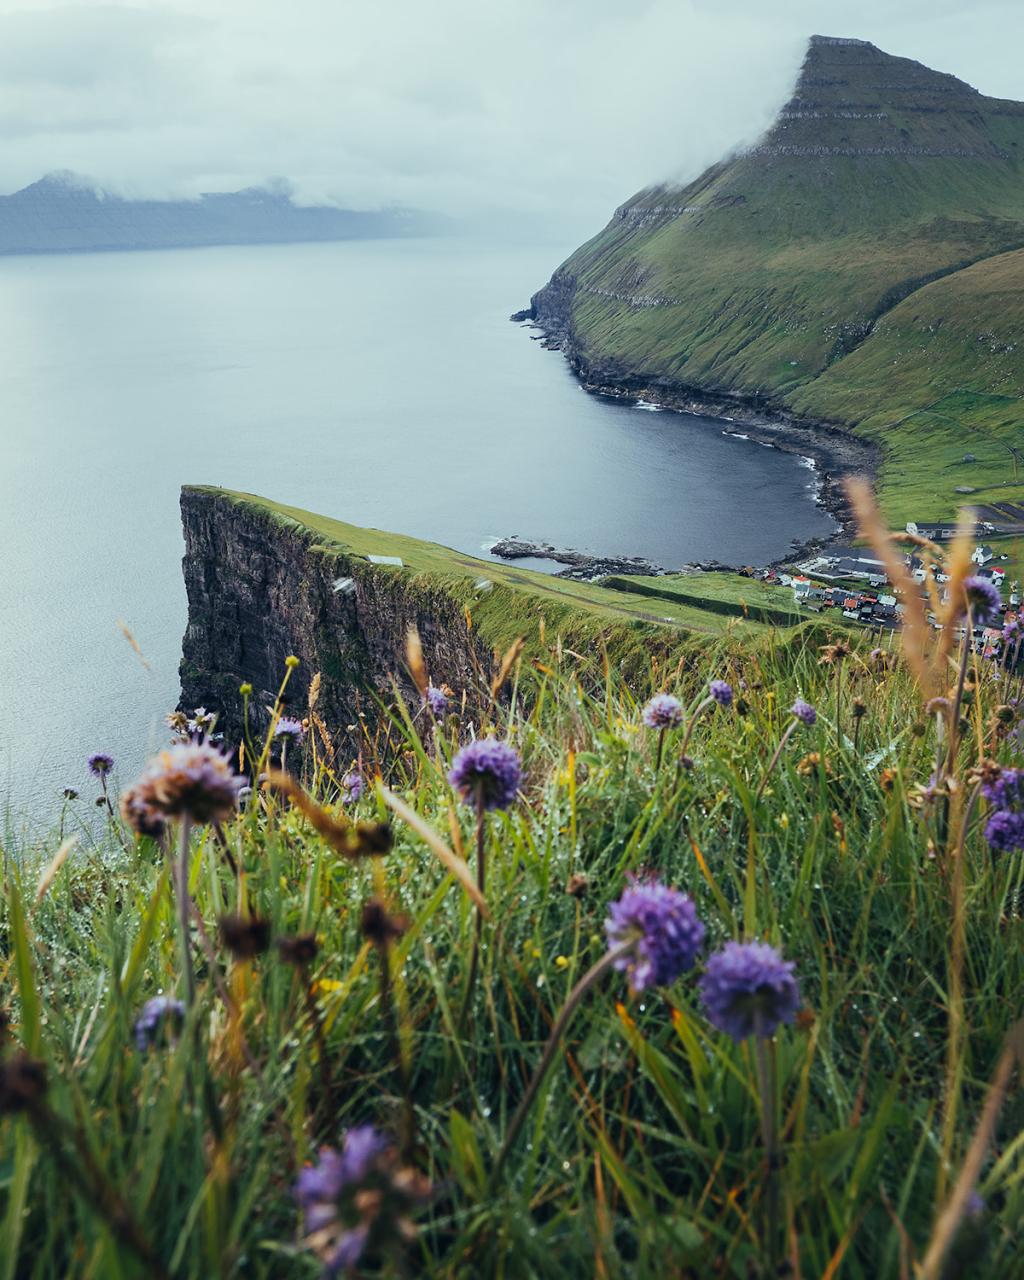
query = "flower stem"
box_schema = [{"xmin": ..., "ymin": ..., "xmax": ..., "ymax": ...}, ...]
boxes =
[
  {"xmin": 177, "ymin": 815, "xmax": 195, "ymax": 1005},
  {"xmin": 756, "ymin": 719, "xmax": 798, "ymax": 801},
  {"xmin": 753, "ymin": 1023, "xmax": 781, "ymax": 1269},
  {"xmin": 678, "ymin": 696, "xmax": 714, "ymax": 765},
  {"xmin": 456, "ymin": 788, "xmax": 487, "ymax": 1037},
  {"xmin": 488, "ymin": 939, "xmax": 635, "ymax": 1190}
]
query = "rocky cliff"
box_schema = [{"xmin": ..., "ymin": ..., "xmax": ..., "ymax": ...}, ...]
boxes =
[
  {"xmin": 179, "ymin": 487, "xmax": 498, "ymax": 750},
  {"xmin": 178, "ymin": 488, "xmax": 713, "ymax": 753}
]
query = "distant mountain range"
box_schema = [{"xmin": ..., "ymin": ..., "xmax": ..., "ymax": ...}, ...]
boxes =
[
  {"xmin": 525, "ymin": 35, "xmax": 1024, "ymax": 524},
  {"xmin": 0, "ymin": 172, "xmax": 449, "ymax": 255}
]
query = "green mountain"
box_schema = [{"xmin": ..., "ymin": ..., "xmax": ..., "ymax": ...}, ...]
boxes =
[{"xmin": 528, "ymin": 35, "xmax": 1024, "ymax": 524}]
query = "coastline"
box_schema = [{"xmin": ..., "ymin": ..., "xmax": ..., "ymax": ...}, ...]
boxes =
[{"xmin": 513, "ymin": 315, "xmax": 880, "ymax": 552}]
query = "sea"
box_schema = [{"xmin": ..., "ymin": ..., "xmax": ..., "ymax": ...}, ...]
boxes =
[{"xmin": 0, "ymin": 236, "xmax": 836, "ymax": 829}]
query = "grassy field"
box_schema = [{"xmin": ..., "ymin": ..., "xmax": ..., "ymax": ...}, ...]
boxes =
[{"xmin": 1, "ymin": 555, "xmax": 1022, "ymax": 1276}]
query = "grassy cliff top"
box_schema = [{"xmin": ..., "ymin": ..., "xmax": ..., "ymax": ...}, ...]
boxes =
[{"xmin": 192, "ymin": 487, "xmax": 812, "ymax": 644}]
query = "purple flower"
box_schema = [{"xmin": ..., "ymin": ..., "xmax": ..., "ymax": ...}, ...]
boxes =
[
  {"xmin": 980, "ymin": 767, "xmax": 1023, "ymax": 809},
  {"xmin": 132, "ymin": 741, "xmax": 245, "ymax": 824},
  {"xmin": 966, "ymin": 1190, "xmax": 986, "ymax": 1220},
  {"xmin": 709, "ymin": 680, "xmax": 733, "ymax": 707},
  {"xmin": 1004, "ymin": 619, "xmax": 1021, "ymax": 642},
  {"xmin": 88, "ymin": 753, "xmax": 114, "ymax": 778},
  {"xmin": 294, "ymin": 1127, "xmax": 392, "ymax": 1272},
  {"xmin": 424, "ymin": 685, "xmax": 449, "ymax": 717},
  {"xmin": 342, "ymin": 771, "xmax": 364, "ymax": 803},
  {"xmin": 791, "ymin": 698, "xmax": 817, "ymax": 726},
  {"xmin": 642, "ymin": 694, "xmax": 684, "ymax": 729},
  {"xmin": 700, "ymin": 941, "xmax": 801, "ymax": 1041},
  {"xmin": 604, "ymin": 879, "xmax": 705, "ymax": 992},
  {"xmin": 984, "ymin": 809, "xmax": 1024, "ymax": 853},
  {"xmin": 274, "ymin": 716, "xmax": 305, "ymax": 743},
  {"xmin": 448, "ymin": 738, "xmax": 522, "ymax": 810},
  {"xmin": 134, "ymin": 996, "xmax": 186, "ymax": 1052},
  {"xmin": 963, "ymin": 576, "xmax": 1002, "ymax": 624}
]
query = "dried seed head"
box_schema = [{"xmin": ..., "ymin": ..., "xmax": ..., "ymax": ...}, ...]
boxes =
[
  {"xmin": 0, "ymin": 1052, "xmax": 47, "ymax": 1114},
  {"xmin": 851, "ymin": 699, "xmax": 867, "ymax": 719},
  {"xmin": 359, "ymin": 898, "xmax": 409, "ymax": 949},
  {"xmin": 566, "ymin": 873, "xmax": 589, "ymax": 899},
  {"xmin": 218, "ymin": 914, "xmax": 272, "ymax": 960},
  {"xmin": 277, "ymin": 933, "xmax": 320, "ymax": 967}
]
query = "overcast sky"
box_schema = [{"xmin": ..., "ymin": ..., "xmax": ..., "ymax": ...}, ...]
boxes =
[{"xmin": 1, "ymin": 0, "xmax": 1023, "ymax": 238}]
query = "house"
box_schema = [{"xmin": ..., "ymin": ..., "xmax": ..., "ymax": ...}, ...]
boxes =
[
  {"xmin": 972, "ymin": 545, "xmax": 995, "ymax": 566},
  {"xmin": 791, "ymin": 576, "xmax": 812, "ymax": 598}
]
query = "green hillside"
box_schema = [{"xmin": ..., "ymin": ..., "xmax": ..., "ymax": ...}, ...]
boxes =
[{"xmin": 530, "ymin": 35, "xmax": 1024, "ymax": 524}]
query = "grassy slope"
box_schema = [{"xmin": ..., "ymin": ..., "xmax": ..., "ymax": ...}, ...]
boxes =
[
  {"xmin": 543, "ymin": 39, "xmax": 1024, "ymax": 532},
  {"xmin": 3, "ymin": 620, "xmax": 1022, "ymax": 1276},
  {"xmin": 214, "ymin": 489, "xmax": 807, "ymax": 646}
]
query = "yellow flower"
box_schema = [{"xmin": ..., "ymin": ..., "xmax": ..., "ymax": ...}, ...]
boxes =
[
  {"xmin": 777, "ymin": 812, "xmax": 789, "ymax": 830},
  {"xmin": 554, "ymin": 955, "xmax": 569, "ymax": 970},
  {"xmin": 315, "ymin": 978, "xmax": 342, "ymax": 994},
  {"xmin": 285, "ymin": 655, "xmax": 300, "ymax": 669}
]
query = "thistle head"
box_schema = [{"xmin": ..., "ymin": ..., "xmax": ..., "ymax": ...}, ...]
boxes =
[
  {"xmin": 448, "ymin": 738, "xmax": 522, "ymax": 811},
  {"xmin": 641, "ymin": 694, "xmax": 683, "ymax": 729}
]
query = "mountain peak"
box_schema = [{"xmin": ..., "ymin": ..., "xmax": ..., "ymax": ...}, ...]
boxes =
[{"xmin": 749, "ymin": 34, "xmax": 1015, "ymax": 161}]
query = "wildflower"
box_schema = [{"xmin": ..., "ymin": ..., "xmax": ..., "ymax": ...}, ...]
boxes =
[
  {"xmin": 879, "ymin": 767, "xmax": 898, "ymax": 793},
  {"xmin": 962, "ymin": 576, "xmax": 1002, "ymax": 624},
  {"xmin": 133, "ymin": 741, "xmax": 244, "ymax": 824},
  {"xmin": 239, "ymin": 682, "xmax": 253, "ymax": 696},
  {"xmin": 641, "ymin": 693, "xmax": 684, "ymax": 729},
  {"xmin": 294, "ymin": 1127, "xmax": 430, "ymax": 1276},
  {"xmin": 120, "ymin": 784, "xmax": 167, "ymax": 840},
  {"xmin": 791, "ymin": 698, "xmax": 817, "ymax": 726},
  {"xmin": 818, "ymin": 640, "xmax": 851, "ymax": 665},
  {"xmin": 423, "ymin": 684, "xmax": 449, "ymax": 717},
  {"xmin": 448, "ymin": 738, "xmax": 522, "ymax": 810},
  {"xmin": 341, "ymin": 771, "xmax": 364, "ymax": 803},
  {"xmin": 851, "ymin": 698, "xmax": 867, "ymax": 719},
  {"xmin": 966, "ymin": 1190, "xmax": 986, "ymax": 1220},
  {"xmin": 88, "ymin": 753, "xmax": 114, "ymax": 778},
  {"xmin": 134, "ymin": 996, "xmax": 186, "ymax": 1052},
  {"xmin": 218, "ymin": 914, "xmax": 272, "ymax": 959},
  {"xmin": 709, "ymin": 679, "xmax": 733, "ymax": 707},
  {"xmin": 277, "ymin": 933, "xmax": 320, "ymax": 966},
  {"xmin": 286, "ymin": 655, "xmax": 300, "ymax": 669},
  {"xmin": 63, "ymin": 788, "xmax": 78, "ymax": 801},
  {"xmin": 1004, "ymin": 619, "xmax": 1020, "ymax": 642},
  {"xmin": 604, "ymin": 878, "xmax": 705, "ymax": 993},
  {"xmin": 699, "ymin": 941, "xmax": 800, "ymax": 1041},
  {"xmin": 274, "ymin": 716, "xmax": 306, "ymax": 743},
  {"xmin": 984, "ymin": 809, "xmax": 1024, "ymax": 853}
]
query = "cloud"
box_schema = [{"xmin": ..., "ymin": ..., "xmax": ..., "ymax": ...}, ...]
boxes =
[{"xmin": 0, "ymin": 0, "xmax": 1020, "ymax": 235}]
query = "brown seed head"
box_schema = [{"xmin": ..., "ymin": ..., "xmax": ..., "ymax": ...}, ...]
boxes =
[
  {"xmin": 218, "ymin": 913, "xmax": 272, "ymax": 960},
  {"xmin": 0, "ymin": 1052, "xmax": 47, "ymax": 1114},
  {"xmin": 360, "ymin": 898, "xmax": 409, "ymax": 949},
  {"xmin": 276, "ymin": 932, "xmax": 319, "ymax": 967}
]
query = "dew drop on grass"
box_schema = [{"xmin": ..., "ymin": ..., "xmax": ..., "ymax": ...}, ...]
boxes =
[{"xmin": 562, "ymin": 1161, "xmax": 571, "ymax": 1171}]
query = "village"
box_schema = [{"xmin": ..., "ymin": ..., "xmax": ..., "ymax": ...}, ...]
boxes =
[{"xmin": 744, "ymin": 520, "xmax": 1022, "ymax": 660}]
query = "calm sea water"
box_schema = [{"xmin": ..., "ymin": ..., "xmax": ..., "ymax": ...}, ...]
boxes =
[{"xmin": 0, "ymin": 238, "xmax": 834, "ymax": 827}]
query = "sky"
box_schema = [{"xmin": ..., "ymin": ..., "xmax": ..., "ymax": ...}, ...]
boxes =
[{"xmin": 1, "ymin": 0, "xmax": 1023, "ymax": 238}]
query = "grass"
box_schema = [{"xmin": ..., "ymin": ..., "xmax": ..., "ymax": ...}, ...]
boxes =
[{"xmin": 2, "ymin": 568, "xmax": 1023, "ymax": 1276}]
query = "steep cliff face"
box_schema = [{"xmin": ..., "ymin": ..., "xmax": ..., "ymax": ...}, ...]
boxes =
[{"xmin": 179, "ymin": 487, "xmax": 496, "ymax": 748}]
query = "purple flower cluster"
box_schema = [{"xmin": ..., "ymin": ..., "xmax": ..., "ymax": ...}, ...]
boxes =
[
  {"xmin": 274, "ymin": 716, "xmax": 305, "ymax": 743},
  {"xmin": 963, "ymin": 575, "xmax": 1002, "ymax": 624},
  {"xmin": 424, "ymin": 685, "xmax": 449, "ymax": 717},
  {"xmin": 642, "ymin": 693, "xmax": 684, "ymax": 729},
  {"xmin": 791, "ymin": 698, "xmax": 817, "ymax": 726},
  {"xmin": 605, "ymin": 879, "xmax": 705, "ymax": 992},
  {"xmin": 134, "ymin": 995, "xmax": 186, "ymax": 1052},
  {"xmin": 982, "ymin": 767, "xmax": 1024, "ymax": 852},
  {"xmin": 342, "ymin": 771, "xmax": 364, "ymax": 804},
  {"xmin": 131, "ymin": 741, "xmax": 245, "ymax": 824},
  {"xmin": 448, "ymin": 738, "xmax": 522, "ymax": 810},
  {"xmin": 88, "ymin": 753, "xmax": 114, "ymax": 778},
  {"xmin": 699, "ymin": 941, "xmax": 800, "ymax": 1041},
  {"xmin": 709, "ymin": 680, "xmax": 733, "ymax": 707},
  {"xmin": 295, "ymin": 1127, "xmax": 391, "ymax": 1274}
]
